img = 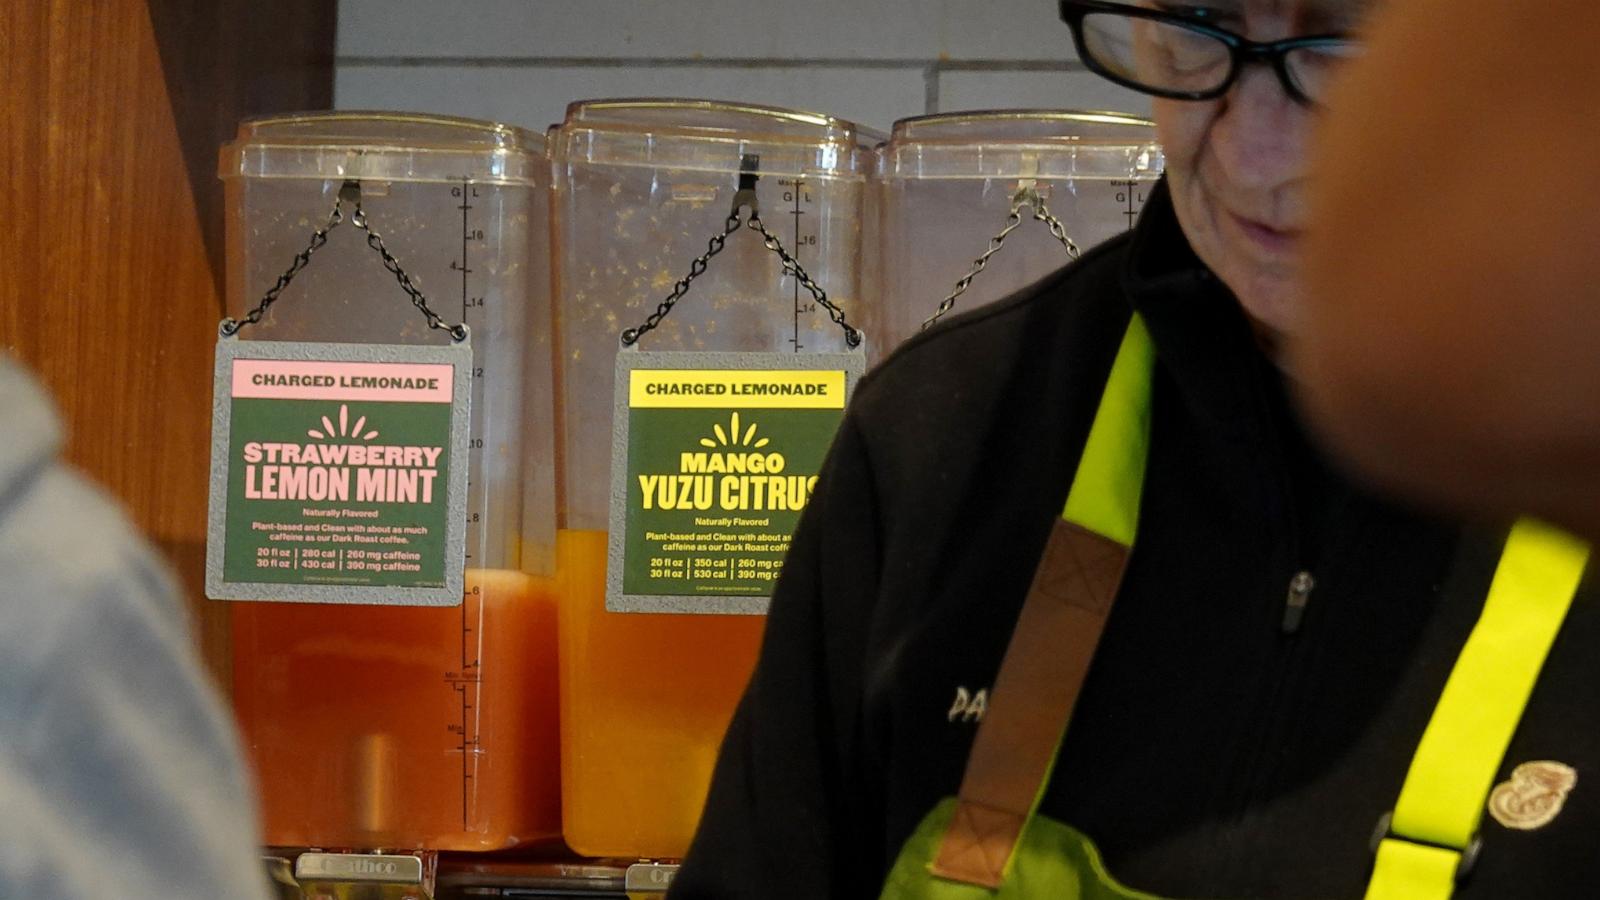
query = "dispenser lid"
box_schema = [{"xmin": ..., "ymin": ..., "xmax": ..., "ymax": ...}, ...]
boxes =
[
  {"xmin": 220, "ymin": 111, "xmax": 546, "ymax": 185},
  {"xmin": 879, "ymin": 109, "xmax": 1164, "ymax": 181},
  {"xmin": 552, "ymin": 98, "xmax": 883, "ymax": 179}
]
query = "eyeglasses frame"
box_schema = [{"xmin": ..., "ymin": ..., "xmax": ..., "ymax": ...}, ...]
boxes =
[{"xmin": 1058, "ymin": 0, "xmax": 1356, "ymax": 106}]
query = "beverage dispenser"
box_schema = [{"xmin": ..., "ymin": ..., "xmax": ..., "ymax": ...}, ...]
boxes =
[
  {"xmin": 874, "ymin": 110, "xmax": 1163, "ymax": 347},
  {"xmin": 216, "ymin": 112, "xmax": 559, "ymax": 891},
  {"xmin": 549, "ymin": 99, "xmax": 877, "ymax": 861}
]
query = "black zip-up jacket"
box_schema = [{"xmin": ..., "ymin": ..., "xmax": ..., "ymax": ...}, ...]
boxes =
[{"xmin": 672, "ymin": 182, "xmax": 1600, "ymax": 899}]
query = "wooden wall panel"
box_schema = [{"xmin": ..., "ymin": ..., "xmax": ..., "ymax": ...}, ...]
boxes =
[{"xmin": 0, "ymin": 1, "xmax": 334, "ymax": 684}]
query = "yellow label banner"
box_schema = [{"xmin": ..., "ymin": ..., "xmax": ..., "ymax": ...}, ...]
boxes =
[{"xmin": 629, "ymin": 369, "xmax": 847, "ymax": 410}]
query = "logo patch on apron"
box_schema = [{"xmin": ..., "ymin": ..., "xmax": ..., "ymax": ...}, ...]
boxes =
[{"xmin": 1488, "ymin": 761, "xmax": 1577, "ymax": 830}]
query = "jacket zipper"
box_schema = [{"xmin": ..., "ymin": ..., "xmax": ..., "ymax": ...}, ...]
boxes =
[
  {"xmin": 1216, "ymin": 352, "xmax": 1329, "ymax": 888},
  {"xmin": 1282, "ymin": 570, "xmax": 1315, "ymax": 634}
]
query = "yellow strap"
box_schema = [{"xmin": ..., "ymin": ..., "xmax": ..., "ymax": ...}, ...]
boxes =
[
  {"xmin": 1367, "ymin": 839, "xmax": 1460, "ymax": 900},
  {"xmin": 1364, "ymin": 519, "xmax": 1589, "ymax": 900},
  {"xmin": 1061, "ymin": 315, "xmax": 1154, "ymax": 545}
]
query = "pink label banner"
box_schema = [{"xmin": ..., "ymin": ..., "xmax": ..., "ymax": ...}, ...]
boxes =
[{"xmin": 232, "ymin": 359, "xmax": 454, "ymax": 403}]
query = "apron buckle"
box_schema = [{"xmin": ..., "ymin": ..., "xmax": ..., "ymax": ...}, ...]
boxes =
[{"xmin": 1370, "ymin": 810, "xmax": 1483, "ymax": 884}]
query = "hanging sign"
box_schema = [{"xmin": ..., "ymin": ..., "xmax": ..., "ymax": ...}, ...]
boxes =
[
  {"xmin": 607, "ymin": 350, "xmax": 864, "ymax": 614},
  {"xmin": 205, "ymin": 337, "xmax": 473, "ymax": 605}
]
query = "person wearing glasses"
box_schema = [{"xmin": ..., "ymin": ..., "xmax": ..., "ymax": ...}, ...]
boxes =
[{"xmin": 673, "ymin": 2, "xmax": 1597, "ymax": 898}]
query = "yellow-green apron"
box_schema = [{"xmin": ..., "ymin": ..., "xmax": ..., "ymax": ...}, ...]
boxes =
[{"xmin": 880, "ymin": 316, "xmax": 1589, "ymax": 900}]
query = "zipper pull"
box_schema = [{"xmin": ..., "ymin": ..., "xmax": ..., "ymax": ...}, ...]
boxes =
[{"xmin": 1282, "ymin": 571, "xmax": 1315, "ymax": 634}]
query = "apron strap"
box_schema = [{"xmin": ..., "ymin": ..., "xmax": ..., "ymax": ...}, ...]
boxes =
[
  {"xmin": 932, "ymin": 316, "xmax": 1154, "ymax": 888},
  {"xmin": 1365, "ymin": 519, "xmax": 1589, "ymax": 900}
]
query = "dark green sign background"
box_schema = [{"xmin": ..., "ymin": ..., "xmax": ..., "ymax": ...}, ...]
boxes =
[
  {"xmin": 223, "ymin": 397, "xmax": 453, "ymax": 588},
  {"xmin": 622, "ymin": 405, "xmax": 842, "ymax": 598}
]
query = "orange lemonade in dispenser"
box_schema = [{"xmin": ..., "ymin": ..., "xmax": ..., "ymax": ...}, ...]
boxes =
[
  {"xmin": 216, "ymin": 113, "xmax": 561, "ymax": 862},
  {"xmin": 549, "ymin": 100, "xmax": 879, "ymax": 860},
  {"xmin": 230, "ymin": 569, "xmax": 558, "ymax": 850}
]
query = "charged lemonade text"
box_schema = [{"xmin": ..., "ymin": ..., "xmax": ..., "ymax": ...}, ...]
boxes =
[
  {"xmin": 638, "ymin": 451, "xmax": 818, "ymax": 513},
  {"xmin": 250, "ymin": 372, "xmax": 441, "ymax": 391},
  {"xmin": 643, "ymin": 380, "xmax": 832, "ymax": 398}
]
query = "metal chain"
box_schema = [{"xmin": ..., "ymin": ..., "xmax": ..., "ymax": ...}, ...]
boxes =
[
  {"xmin": 920, "ymin": 207, "xmax": 1025, "ymax": 333},
  {"xmin": 349, "ymin": 201, "xmax": 468, "ymax": 342},
  {"xmin": 1033, "ymin": 200, "xmax": 1082, "ymax": 260},
  {"xmin": 920, "ymin": 183, "xmax": 1083, "ymax": 332},
  {"xmin": 221, "ymin": 181, "xmax": 468, "ymax": 342},
  {"xmin": 219, "ymin": 194, "xmax": 343, "ymax": 336},
  {"xmin": 620, "ymin": 212, "xmax": 743, "ymax": 346},
  {"xmin": 746, "ymin": 213, "xmax": 862, "ymax": 349},
  {"xmin": 620, "ymin": 208, "xmax": 863, "ymax": 349}
]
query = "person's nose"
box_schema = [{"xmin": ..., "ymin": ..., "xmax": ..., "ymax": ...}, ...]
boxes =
[{"xmin": 1207, "ymin": 61, "xmax": 1309, "ymax": 197}]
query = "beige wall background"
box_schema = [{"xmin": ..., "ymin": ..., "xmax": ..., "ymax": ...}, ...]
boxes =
[{"xmin": 334, "ymin": 0, "xmax": 1151, "ymax": 132}]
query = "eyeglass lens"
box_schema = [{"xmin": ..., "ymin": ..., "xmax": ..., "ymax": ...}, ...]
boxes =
[{"xmin": 1078, "ymin": 9, "xmax": 1360, "ymax": 103}]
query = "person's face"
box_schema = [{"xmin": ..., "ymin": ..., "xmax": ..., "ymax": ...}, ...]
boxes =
[{"xmin": 1142, "ymin": 0, "xmax": 1370, "ymax": 340}]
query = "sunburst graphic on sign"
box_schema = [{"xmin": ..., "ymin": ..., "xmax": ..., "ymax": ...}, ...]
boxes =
[
  {"xmin": 699, "ymin": 412, "xmax": 770, "ymax": 450},
  {"xmin": 307, "ymin": 404, "xmax": 379, "ymax": 441}
]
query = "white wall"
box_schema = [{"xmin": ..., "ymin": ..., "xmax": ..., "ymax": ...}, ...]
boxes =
[{"xmin": 335, "ymin": 0, "xmax": 1151, "ymax": 134}]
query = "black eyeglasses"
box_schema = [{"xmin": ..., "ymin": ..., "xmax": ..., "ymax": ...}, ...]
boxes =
[{"xmin": 1058, "ymin": 0, "xmax": 1362, "ymax": 106}]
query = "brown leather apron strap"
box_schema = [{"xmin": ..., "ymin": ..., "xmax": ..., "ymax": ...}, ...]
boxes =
[{"xmin": 931, "ymin": 518, "xmax": 1132, "ymax": 888}]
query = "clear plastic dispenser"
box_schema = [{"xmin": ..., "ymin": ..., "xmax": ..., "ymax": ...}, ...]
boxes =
[
  {"xmin": 548, "ymin": 99, "xmax": 878, "ymax": 860},
  {"xmin": 873, "ymin": 110, "xmax": 1163, "ymax": 347},
  {"xmin": 217, "ymin": 112, "xmax": 560, "ymax": 868}
]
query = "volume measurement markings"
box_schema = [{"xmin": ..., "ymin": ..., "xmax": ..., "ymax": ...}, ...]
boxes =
[
  {"xmin": 781, "ymin": 178, "xmax": 816, "ymax": 352},
  {"xmin": 793, "ymin": 179, "xmax": 803, "ymax": 351},
  {"xmin": 1116, "ymin": 180, "xmax": 1147, "ymax": 230},
  {"xmin": 448, "ymin": 178, "xmax": 489, "ymax": 832},
  {"xmin": 449, "ymin": 178, "xmax": 488, "ymax": 831},
  {"xmin": 448, "ymin": 587, "xmax": 484, "ymax": 830},
  {"xmin": 459, "ymin": 178, "xmax": 475, "ymax": 322},
  {"xmin": 448, "ymin": 675, "xmax": 483, "ymax": 830}
]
